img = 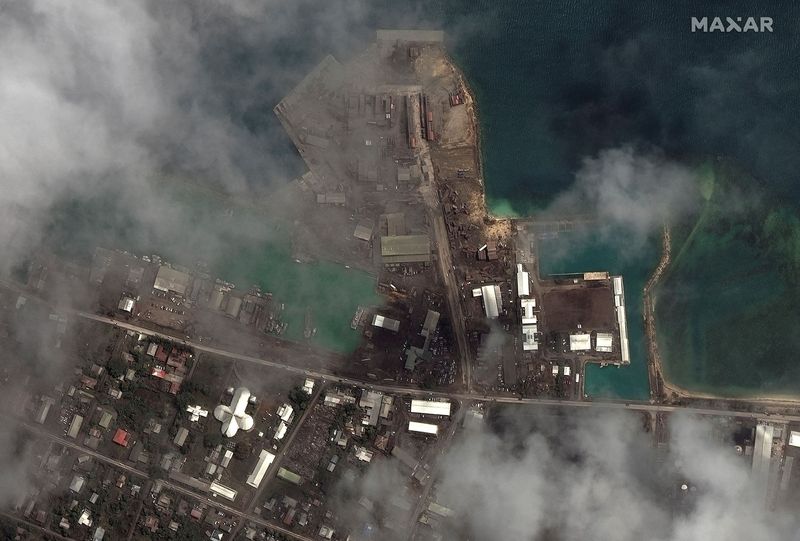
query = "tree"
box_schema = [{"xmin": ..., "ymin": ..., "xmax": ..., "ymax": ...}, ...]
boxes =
[
  {"xmin": 107, "ymin": 356, "xmax": 126, "ymax": 379},
  {"xmin": 288, "ymin": 385, "xmax": 310, "ymax": 411},
  {"xmin": 234, "ymin": 440, "xmax": 252, "ymax": 460},
  {"xmin": 203, "ymin": 432, "xmax": 223, "ymax": 449}
]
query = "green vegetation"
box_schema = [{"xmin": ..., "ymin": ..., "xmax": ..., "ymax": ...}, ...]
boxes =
[
  {"xmin": 117, "ymin": 394, "xmax": 150, "ymax": 432},
  {"xmin": 288, "ymin": 385, "xmax": 311, "ymax": 411},
  {"xmin": 107, "ymin": 356, "xmax": 127, "ymax": 379},
  {"xmin": 203, "ymin": 431, "xmax": 224, "ymax": 449},
  {"xmin": 175, "ymin": 381, "xmax": 210, "ymax": 413}
]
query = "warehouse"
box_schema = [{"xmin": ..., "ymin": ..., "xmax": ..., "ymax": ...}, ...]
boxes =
[
  {"xmin": 67, "ymin": 414, "xmax": 84, "ymax": 439},
  {"xmin": 209, "ymin": 482, "xmax": 237, "ymax": 502},
  {"xmin": 381, "ymin": 235, "xmax": 431, "ymax": 265},
  {"xmin": 569, "ymin": 333, "xmax": 591, "ymax": 351},
  {"xmin": 595, "ymin": 332, "xmax": 613, "ymax": 353},
  {"xmin": 153, "ymin": 266, "xmax": 191, "ymax": 296},
  {"xmin": 520, "ymin": 298, "xmax": 536, "ymax": 325},
  {"xmin": 476, "ymin": 284, "xmax": 502, "ymax": 319},
  {"xmin": 173, "ymin": 427, "xmax": 189, "ymax": 447},
  {"xmin": 516, "ymin": 264, "xmax": 530, "ymax": 297},
  {"xmin": 410, "ymin": 399, "xmax": 451, "ymax": 416},
  {"xmin": 408, "ymin": 421, "xmax": 438, "ymax": 435},
  {"xmin": 246, "ymin": 450, "xmax": 276, "ymax": 488},
  {"xmin": 372, "ymin": 314, "xmax": 400, "ymax": 333},
  {"xmin": 420, "ymin": 310, "xmax": 440, "ymax": 338}
]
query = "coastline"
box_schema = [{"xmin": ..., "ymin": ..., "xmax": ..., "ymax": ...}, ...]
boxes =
[
  {"xmin": 645, "ymin": 225, "xmax": 800, "ymax": 406},
  {"xmin": 454, "ymin": 54, "xmax": 800, "ymax": 406}
]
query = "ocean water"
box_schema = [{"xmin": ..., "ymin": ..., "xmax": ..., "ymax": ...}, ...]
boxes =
[
  {"xmin": 38, "ymin": 1, "xmax": 800, "ymax": 392},
  {"xmin": 45, "ymin": 181, "xmax": 380, "ymax": 354},
  {"xmin": 537, "ymin": 229, "xmax": 656, "ymax": 400},
  {"xmin": 431, "ymin": 1, "xmax": 800, "ymax": 397}
]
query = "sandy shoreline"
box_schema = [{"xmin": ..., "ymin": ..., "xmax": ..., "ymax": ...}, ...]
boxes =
[
  {"xmin": 645, "ymin": 226, "xmax": 800, "ymax": 406},
  {"xmin": 454, "ymin": 57, "xmax": 800, "ymax": 407}
]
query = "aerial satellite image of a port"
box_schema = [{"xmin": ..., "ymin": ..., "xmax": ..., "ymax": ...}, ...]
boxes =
[{"xmin": 1, "ymin": 1, "xmax": 799, "ymax": 540}]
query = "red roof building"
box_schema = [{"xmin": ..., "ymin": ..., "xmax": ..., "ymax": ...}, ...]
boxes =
[
  {"xmin": 155, "ymin": 346, "xmax": 169, "ymax": 364},
  {"xmin": 113, "ymin": 429, "xmax": 130, "ymax": 447}
]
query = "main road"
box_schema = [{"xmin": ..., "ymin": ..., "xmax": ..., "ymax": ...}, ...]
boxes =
[
  {"xmin": 77, "ymin": 311, "xmax": 800, "ymax": 424},
  {"xmin": 420, "ymin": 172, "xmax": 473, "ymax": 391},
  {"xmin": 11, "ymin": 417, "xmax": 314, "ymax": 541}
]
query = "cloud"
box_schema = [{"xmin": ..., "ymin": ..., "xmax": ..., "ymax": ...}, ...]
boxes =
[
  {"xmin": 552, "ymin": 147, "xmax": 698, "ymax": 233},
  {"xmin": 423, "ymin": 409, "xmax": 799, "ymax": 541},
  {"xmin": 0, "ymin": 0, "xmax": 391, "ymax": 273}
]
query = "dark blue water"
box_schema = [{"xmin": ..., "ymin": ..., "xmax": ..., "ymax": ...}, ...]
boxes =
[
  {"xmin": 50, "ymin": 2, "xmax": 800, "ymax": 396},
  {"xmin": 227, "ymin": 0, "xmax": 798, "ymax": 398}
]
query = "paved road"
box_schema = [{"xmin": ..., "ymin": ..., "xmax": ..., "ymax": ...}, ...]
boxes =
[
  {"xmin": 162, "ymin": 481, "xmax": 313, "ymax": 541},
  {"xmin": 76, "ymin": 312, "xmax": 800, "ymax": 423},
  {"xmin": 10, "ymin": 417, "xmax": 313, "ymax": 541},
  {"xmin": 406, "ymin": 401, "xmax": 468, "ymax": 541},
  {"xmin": 429, "ymin": 206, "xmax": 473, "ymax": 391},
  {"xmin": 1, "ymin": 511, "xmax": 73, "ymax": 541},
  {"xmin": 418, "ymin": 170, "xmax": 473, "ymax": 391},
  {"xmin": 231, "ymin": 383, "xmax": 325, "ymax": 537}
]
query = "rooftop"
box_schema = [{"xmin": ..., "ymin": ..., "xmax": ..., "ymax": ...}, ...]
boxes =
[
  {"xmin": 153, "ymin": 266, "xmax": 191, "ymax": 296},
  {"xmin": 381, "ymin": 235, "xmax": 431, "ymax": 264}
]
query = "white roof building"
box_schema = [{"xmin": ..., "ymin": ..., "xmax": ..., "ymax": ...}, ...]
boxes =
[
  {"xmin": 153, "ymin": 266, "xmax": 191, "ymax": 296},
  {"xmin": 790, "ymin": 431, "xmax": 800, "ymax": 448},
  {"xmin": 354, "ymin": 446, "xmax": 374, "ymax": 462},
  {"xmin": 595, "ymin": 332, "xmax": 613, "ymax": 352},
  {"xmin": 70, "ymin": 475, "xmax": 85, "ymax": 493},
  {"xmin": 408, "ymin": 421, "xmax": 438, "ymax": 435},
  {"xmin": 277, "ymin": 403, "xmax": 294, "ymax": 423},
  {"xmin": 516, "ymin": 264, "xmax": 530, "ymax": 297},
  {"xmin": 410, "ymin": 400, "xmax": 451, "ymax": 416},
  {"xmin": 274, "ymin": 421, "xmax": 288, "ymax": 441},
  {"xmin": 209, "ymin": 481, "xmax": 237, "ymax": 501},
  {"xmin": 613, "ymin": 276, "xmax": 631, "ymax": 364},
  {"xmin": 569, "ymin": 333, "xmax": 591, "ymax": 351},
  {"xmin": 118, "ymin": 297, "xmax": 135, "ymax": 313},
  {"xmin": 214, "ymin": 387, "xmax": 254, "ymax": 437},
  {"xmin": 302, "ymin": 378, "xmax": 314, "ymax": 395},
  {"xmin": 186, "ymin": 405, "xmax": 208, "ymax": 422},
  {"xmin": 480, "ymin": 285, "xmax": 502, "ymax": 319},
  {"xmin": 78, "ymin": 509, "xmax": 92, "ymax": 527},
  {"xmin": 372, "ymin": 314, "xmax": 400, "ymax": 332},
  {"xmin": 522, "ymin": 325, "xmax": 538, "ymax": 351},
  {"xmin": 520, "ymin": 298, "xmax": 537, "ymax": 325},
  {"xmin": 246, "ymin": 450, "xmax": 276, "ymax": 488}
]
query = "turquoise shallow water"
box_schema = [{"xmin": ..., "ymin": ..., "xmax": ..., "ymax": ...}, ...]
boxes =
[
  {"xmin": 45, "ymin": 183, "xmax": 380, "ymax": 354},
  {"xmin": 537, "ymin": 228, "xmax": 656, "ymax": 400},
  {"xmin": 38, "ymin": 1, "xmax": 800, "ymax": 392}
]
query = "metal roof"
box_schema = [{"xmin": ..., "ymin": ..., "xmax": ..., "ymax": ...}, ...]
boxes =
[
  {"xmin": 246, "ymin": 450, "xmax": 276, "ymax": 488},
  {"xmin": 569, "ymin": 333, "xmax": 591, "ymax": 351},
  {"xmin": 408, "ymin": 421, "xmax": 438, "ymax": 435},
  {"xmin": 421, "ymin": 310, "xmax": 440, "ymax": 337},
  {"xmin": 481, "ymin": 285, "xmax": 501, "ymax": 319},
  {"xmin": 153, "ymin": 266, "xmax": 191, "ymax": 296},
  {"xmin": 381, "ymin": 235, "xmax": 430, "ymax": 264},
  {"xmin": 372, "ymin": 314, "xmax": 400, "ymax": 332},
  {"xmin": 209, "ymin": 481, "xmax": 237, "ymax": 501},
  {"xmin": 596, "ymin": 332, "xmax": 613, "ymax": 352},
  {"xmin": 411, "ymin": 400, "xmax": 451, "ymax": 416},
  {"xmin": 516, "ymin": 264, "xmax": 530, "ymax": 297}
]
